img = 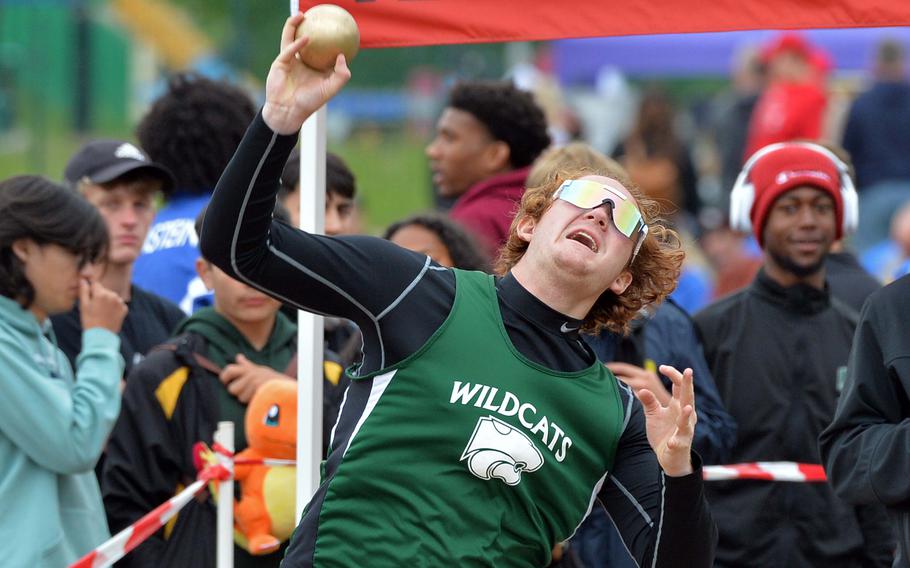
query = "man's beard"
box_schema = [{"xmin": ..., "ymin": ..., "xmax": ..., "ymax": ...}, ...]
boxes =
[{"xmin": 768, "ymin": 248, "xmax": 826, "ymax": 279}]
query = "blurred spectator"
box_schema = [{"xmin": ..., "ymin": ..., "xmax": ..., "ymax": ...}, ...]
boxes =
[
  {"xmin": 861, "ymin": 200, "xmax": 910, "ymax": 283},
  {"xmin": 592, "ymin": 297, "xmax": 736, "ymax": 464},
  {"xmin": 52, "ymin": 140, "xmax": 184, "ymax": 379},
  {"xmin": 614, "ymin": 87, "xmax": 700, "ymax": 221},
  {"xmin": 813, "ymin": 146, "xmax": 881, "ymax": 311},
  {"xmin": 612, "ymin": 90, "xmax": 712, "ymax": 310},
  {"xmin": 695, "ymin": 142, "xmax": 893, "ymax": 567},
  {"xmin": 527, "ymin": 142, "xmax": 623, "ymax": 189},
  {"xmin": 701, "ymin": 226, "xmax": 763, "ymax": 300},
  {"xmin": 405, "ymin": 67, "xmax": 443, "ymax": 138},
  {"xmin": 0, "ymin": 176, "xmax": 126, "ymax": 566},
  {"xmin": 132, "ymin": 74, "xmax": 256, "ymax": 313},
  {"xmin": 508, "ymin": 45, "xmax": 578, "ymax": 146},
  {"xmin": 384, "ymin": 213, "xmax": 490, "ymax": 272},
  {"xmin": 426, "ymin": 80, "xmax": 550, "ymax": 259},
  {"xmin": 842, "ymin": 39, "xmax": 910, "ymax": 252},
  {"xmin": 670, "ymin": 256, "xmax": 714, "ymax": 314},
  {"xmin": 709, "ymin": 47, "xmax": 766, "ymax": 201},
  {"xmin": 744, "ymin": 33, "xmax": 829, "ymax": 160},
  {"xmin": 590, "ymin": 67, "xmax": 638, "ymax": 155},
  {"xmin": 102, "ymin": 206, "xmax": 346, "ymax": 567},
  {"xmin": 825, "ymin": 241, "xmax": 881, "ymax": 313}
]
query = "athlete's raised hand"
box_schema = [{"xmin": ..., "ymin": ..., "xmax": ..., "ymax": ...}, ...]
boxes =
[
  {"xmin": 637, "ymin": 365, "xmax": 697, "ymax": 477},
  {"xmin": 262, "ymin": 13, "xmax": 352, "ymax": 135}
]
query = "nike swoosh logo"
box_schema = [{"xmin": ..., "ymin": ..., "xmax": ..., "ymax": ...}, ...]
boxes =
[{"xmin": 560, "ymin": 322, "xmax": 578, "ymax": 333}]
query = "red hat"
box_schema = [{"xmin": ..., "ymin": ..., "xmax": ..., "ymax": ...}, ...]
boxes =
[
  {"xmin": 760, "ymin": 32, "xmax": 813, "ymax": 65},
  {"xmin": 749, "ymin": 144, "xmax": 844, "ymax": 246}
]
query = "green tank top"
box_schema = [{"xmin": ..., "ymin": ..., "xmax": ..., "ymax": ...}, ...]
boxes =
[{"xmin": 313, "ymin": 270, "xmax": 625, "ymax": 566}]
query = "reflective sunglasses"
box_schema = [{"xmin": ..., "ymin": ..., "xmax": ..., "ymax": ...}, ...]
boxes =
[{"xmin": 553, "ymin": 179, "xmax": 649, "ymax": 257}]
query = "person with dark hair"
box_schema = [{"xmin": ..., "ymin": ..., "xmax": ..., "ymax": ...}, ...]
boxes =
[
  {"xmin": 201, "ymin": 15, "xmax": 715, "ymax": 566},
  {"xmin": 384, "ymin": 212, "xmax": 490, "ymax": 272},
  {"xmin": 51, "ymin": 139, "xmax": 185, "ymax": 380},
  {"xmin": 132, "ymin": 73, "xmax": 257, "ymax": 312},
  {"xmin": 694, "ymin": 142, "xmax": 893, "ymax": 567},
  {"xmin": 0, "ymin": 176, "xmax": 127, "ymax": 566},
  {"xmin": 280, "ymin": 152, "xmax": 358, "ymax": 235},
  {"xmin": 426, "ymin": 79, "xmax": 551, "ymax": 259},
  {"xmin": 102, "ymin": 204, "xmax": 347, "ymax": 567},
  {"xmin": 709, "ymin": 47, "xmax": 766, "ymax": 209},
  {"xmin": 614, "ymin": 87, "xmax": 700, "ymax": 221}
]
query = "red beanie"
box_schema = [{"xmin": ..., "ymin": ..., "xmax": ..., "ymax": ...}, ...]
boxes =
[{"xmin": 748, "ymin": 144, "xmax": 844, "ymax": 246}]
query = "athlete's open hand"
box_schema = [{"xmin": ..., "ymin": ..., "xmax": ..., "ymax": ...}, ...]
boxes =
[
  {"xmin": 607, "ymin": 362, "xmax": 671, "ymax": 406},
  {"xmin": 262, "ymin": 13, "xmax": 352, "ymax": 135},
  {"xmin": 637, "ymin": 365, "xmax": 696, "ymax": 477}
]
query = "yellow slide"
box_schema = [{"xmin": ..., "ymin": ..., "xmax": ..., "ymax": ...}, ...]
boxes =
[{"xmin": 110, "ymin": 0, "xmax": 211, "ymax": 70}]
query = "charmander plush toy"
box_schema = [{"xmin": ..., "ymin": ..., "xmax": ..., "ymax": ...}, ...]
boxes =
[{"xmin": 233, "ymin": 379, "xmax": 298, "ymax": 555}]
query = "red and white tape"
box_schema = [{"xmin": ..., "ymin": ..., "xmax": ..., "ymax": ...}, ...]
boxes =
[
  {"xmin": 703, "ymin": 462, "xmax": 827, "ymax": 482},
  {"xmin": 69, "ymin": 461, "xmax": 231, "ymax": 568},
  {"xmin": 235, "ymin": 457, "xmax": 296, "ymax": 467}
]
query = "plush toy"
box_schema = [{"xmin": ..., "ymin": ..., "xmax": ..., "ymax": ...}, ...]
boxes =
[{"xmin": 233, "ymin": 379, "xmax": 298, "ymax": 555}]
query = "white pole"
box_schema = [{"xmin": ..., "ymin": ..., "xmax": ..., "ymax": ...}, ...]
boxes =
[
  {"xmin": 214, "ymin": 421, "xmax": 235, "ymax": 568},
  {"xmin": 296, "ymin": 106, "xmax": 327, "ymax": 520}
]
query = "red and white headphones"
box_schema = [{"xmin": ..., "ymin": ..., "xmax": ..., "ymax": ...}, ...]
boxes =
[{"xmin": 728, "ymin": 141, "xmax": 859, "ymax": 235}]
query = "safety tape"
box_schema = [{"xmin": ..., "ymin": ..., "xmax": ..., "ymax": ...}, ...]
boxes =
[
  {"xmin": 69, "ymin": 458, "xmax": 232, "ymax": 568},
  {"xmin": 703, "ymin": 462, "xmax": 827, "ymax": 482},
  {"xmin": 223, "ymin": 456, "xmax": 827, "ymax": 482}
]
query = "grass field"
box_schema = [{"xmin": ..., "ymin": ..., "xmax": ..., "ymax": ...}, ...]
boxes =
[{"xmin": 329, "ymin": 127, "xmax": 435, "ymax": 235}]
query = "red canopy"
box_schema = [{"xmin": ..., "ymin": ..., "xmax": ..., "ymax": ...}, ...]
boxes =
[{"xmin": 298, "ymin": 0, "xmax": 910, "ymax": 48}]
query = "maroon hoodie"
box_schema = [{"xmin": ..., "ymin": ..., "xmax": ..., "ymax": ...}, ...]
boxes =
[{"xmin": 449, "ymin": 166, "xmax": 530, "ymax": 261}]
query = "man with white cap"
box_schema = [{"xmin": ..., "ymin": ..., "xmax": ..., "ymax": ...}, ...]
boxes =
[{"xmin": 694, "ymin": 141, "xmax": 892, "ymax": 567}]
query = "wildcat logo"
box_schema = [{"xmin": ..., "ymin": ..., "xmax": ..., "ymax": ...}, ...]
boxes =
[{"xmin": 460, "ymin": 416, "xmax": 544, "ymax": 486}]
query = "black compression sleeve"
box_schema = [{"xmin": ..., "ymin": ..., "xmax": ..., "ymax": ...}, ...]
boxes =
[{"xmin": 201, "ymin": 112, "xmax": 454, "ymax": 374}]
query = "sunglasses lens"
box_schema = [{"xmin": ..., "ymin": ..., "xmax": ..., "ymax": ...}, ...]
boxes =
[
  {"xmin": 610, "ymin": 201, "xmax": 644, "ymax": 238},
  {"xmin": 557, "ymin": 180, "xmax": 608, "ymax": 209},
  {"xmin": 556, "ymin": 180, "xmax": 644, "ymax": 240}
]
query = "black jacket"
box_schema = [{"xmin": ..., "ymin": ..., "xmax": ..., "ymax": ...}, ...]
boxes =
[
  {"xmin": 825, "ymin": 251, "xmax": 882, "ymax": 314},
  {"xmin": 694, "ymin": 270, "xmax": 893, "ymax": 568},
  {"xmin": 820, "ymin": 274, "xmax": 910, "ymax": 568}
]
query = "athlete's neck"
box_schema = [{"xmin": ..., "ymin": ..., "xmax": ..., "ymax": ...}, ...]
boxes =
[
  {"xmin": 510, "ymin": 263, "xmax": 595, "ymax": 320},
  {"xmin": 500, "ymin": 272, "xmax": 585, "ymax": 335}
]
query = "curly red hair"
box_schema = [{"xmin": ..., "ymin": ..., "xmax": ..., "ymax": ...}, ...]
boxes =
[{"xmin": 495, "ymin": 165, "xmax": 685, "ymax": 334}]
